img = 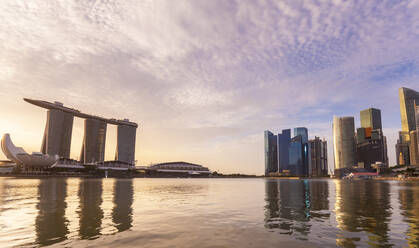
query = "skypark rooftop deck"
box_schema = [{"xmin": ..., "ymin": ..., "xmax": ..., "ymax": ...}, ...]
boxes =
[{"xmin": 24, "ymin": 98, "xmax": 138, "ymax": 127}]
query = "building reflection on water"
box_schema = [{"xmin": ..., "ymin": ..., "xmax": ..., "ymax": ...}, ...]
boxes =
[
  {"xmin": 35, "ymin": 178, "xmax": 69, "ymax": 246},
  {"xmin": 265, "ymin": 179, "xmax": 395, "ymax": 247},
  {"xmin": 334, "ymin": 180, "xmax": 391, "ymax": 247},
  {"xmin": 398, "ymin": 182, "xmax": 419, "ymax": 247},
  {"xmin": 33, "ymin": 178, "xmax": 134, "ymax": 245},
  {"xmin": 2, "ymin": 178, "xmax": 417, "ymax": 247},
  {"xmin": 78, "ymin": 179, "xmax": 104, "ymax": 239},
  {"xmin": 112, "ymin": 179, "xmax": 133, "ymax": 232},
  {"xmin": 264, "ymin": 180, "xmax": 330, "ymax": 238}
]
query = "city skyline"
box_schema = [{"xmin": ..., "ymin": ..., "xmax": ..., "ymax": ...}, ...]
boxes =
[{"xmin": 1, "ymin": 1, "xmax": 419, "ymax": 174}]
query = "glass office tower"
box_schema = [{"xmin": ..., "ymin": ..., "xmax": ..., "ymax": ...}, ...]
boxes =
[
  {"xmin": 396, "ymin": 87, "xmax": 419, "ymax": 165},
  {"xmin": 309, "ymin": 137, "xmax": 328, "ymax": 176},
  {"xmin": 396, "ymin": 131, "xmax": 411, "ymax": 165},
  {"xmin": 357, "ymin": 108, "xmax": 388, "ymax": 168},
  {"xmin": 289, "ymin": 135, "xmax": 304, "ymax": 176},
  {"xmin": 294, "ymin": 127, "xmax": 308, "ymax": 143},
  {"xmin": 264, "ymin": 131, "xmax": 278, "ymax": 176},
  {"xmin": 333, "ymin": 116, "xmax": 356, "ymax": 170},
  {"xmin": 264, "ymin": 127, "xmax": 319, "ymax": 176},
  {"xmin": 293, "ymin": 127, "xmax": 310, "ymax": 176},
  {"xmin": 399, "ymin": 87, "xmax": 419, "ymax": 134},
  {"xmin": 410, "ymin": 130, "xmax": 419, "ymax": 165},
  {"xmin": 360, "ymin": 108, "xmax": 382, "ymax": 130},
  {"xmin": 277, "ymin": 129, "xmax": 291, "ymax": 173}
]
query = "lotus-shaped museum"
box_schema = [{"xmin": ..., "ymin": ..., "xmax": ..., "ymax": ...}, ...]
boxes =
[{"xmin": 1, "ymin": 133, "xmax": 58, "ymax": 168}]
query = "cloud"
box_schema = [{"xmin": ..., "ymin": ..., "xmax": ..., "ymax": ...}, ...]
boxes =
[{"xmin": 0, "ymin": 0, "xmax": 418, "ymax": 173}]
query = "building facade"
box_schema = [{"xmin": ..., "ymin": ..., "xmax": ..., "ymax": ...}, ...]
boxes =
[
  {"xmin": 264, "ymin": 131, "xmax": 278, "ymax": 176},
  {"xmin": 356, "ymin": 108, "xmax": 388, "ymax": 169},
  {"xmin": 115, "ymin": 123, "xmax": 137, "ymax": 164},
  {"xmin": 333, "ymin": 116, "xmax": 356, "ymax": 170},
  {"xmin": 410, "ymin": 130, "xmax": 419, "ymax": 166},
  {"xmin": 396, "ymin": 140, "xmax": 410, "ymax": 165},
  {"xmin": 293, "ymin": 127, "xmax": 310, "ymax": 176},
  {"xmin": 294, "ymin": 127, "xmax": 308, "ymax": 143},
  {"xmin": 41, "ymin": 107, "xmax": 74, "ymax": 158},
  {"xmin": 80, "ymin": 119, "xmax": 107, "ymax": 164},
  {"xmin": 289, "ymin": 136, "xmax": 304, "ymax": 176},
  {"xmin": 264, "ymin": 127, "xmax": 317, "ymax": 177},
  {"xmin": 396, "ymin": 87, "xmax": 419, "ymax": 165},
  {"xmin": 309, "ymin": 137, "xmax": 328, "ymax": 176},
  {"xmin": 360, "ymin": 108, "xmax": 382, "ymax": 130},
  {"xmin": 416, "ymin": 103, "xmax": 419, "ymax": 130},
  {"xmin": 277, "ymin": 129, "xmax": 291, "ymax": 173},
  {"xmin": 399, "ymin": 87, "xmax": 419, "ymax": 134}
]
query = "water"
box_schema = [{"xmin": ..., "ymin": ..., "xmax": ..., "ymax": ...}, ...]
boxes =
[{"xmin": 0, "ymin": 178, "xmax": 418, "ymax": 247}]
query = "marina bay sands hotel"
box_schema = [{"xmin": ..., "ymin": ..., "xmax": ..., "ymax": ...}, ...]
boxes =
[{"xmin": 24, "ymin": 98, "xmax": 138, "ymax": 165}]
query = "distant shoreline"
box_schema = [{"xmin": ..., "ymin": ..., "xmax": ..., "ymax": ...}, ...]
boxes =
[{"xmin": 1, "ymin": 173, "xmax": 419, "ymax": 181}]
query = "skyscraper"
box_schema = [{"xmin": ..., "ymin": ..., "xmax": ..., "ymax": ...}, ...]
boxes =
[
  {"xmin": 333, "ymin": 116, "xmax": 356, "ymax": 170},
  {"xmin": 277, "ymin": 129, "xmax": 291, "ymax": 173},
  {"xmin": 399, "ymin": 87, "xmax": 419, "ymax": 134},
  {"xmin": 411, "ymin": 102, "xmax": 419, "ymax": 165},
  {"xmin": 264, "ymin": 131, "xmax": 278, "ymax": 176},
  {"xmin": 360, "ymin": 108, "xmax": 382, "ymax": 130},
  {"xmin": 309, "ymin": 137, "xmax": 328, "ymax": 176},
  {"xmin": 356, "ymin": 108, "xmax": 388, "ymax": 168},
  {"xmin": 41, "ymin": 108, "xmax": 74, "ymax": 158},
  {"xmin": 416, "ymin": 102, "xmax": 419, "ymax": 130},
  {"xmin": 115, "ymin": 124, "xmax": 137, "ymax": 164},
  {"xmin": 264, "ymin": 127, "xmax": 320, "ymax": 177},
  {"xmin": 80, "ymin": 119, "xmax": 107, "ymax": 164},
  {"xmin": 293, "ymin": 127, "xmax": 310, "ymax": 176},
  {"xmin": 289, "ymin": 135, "xmax": 304, "ymax": 176},
  {"xmin": 410, "ymin": 130, "xmax": 419, "ymax": 165},
  {"xmin": 294, "ymin": 127, "xmax": 308, "ymax": 143},
  {"xmin": 396, "ymin": 132, "xmax": 410, "ymax": 165},
  {"xmin": 396, "ymin": 87, "xmax": 419, "ymax": 165}
]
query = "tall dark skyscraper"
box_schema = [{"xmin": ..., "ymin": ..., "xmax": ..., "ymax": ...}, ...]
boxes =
[
  {"xmin": 264, "ymin": 131, "xmax": 278, "ymax": 176},
  {"xmin": 264, "ymin": 127, "xmax": 318, "ymax": 177},
  {"xmin": 396, "ymin": 132, "xmax": 410, "ymax": 165},
  {"xmin": 289, "ymin": 135, "xmax": 304, "ymax": 176},
  {"xmin": 293, "ymin": 127, "xmax": 310, "ymax": 176},
  {"xmin": 396, "ymin": 87, "xmax": 419, "ymax": 165},
  {"xmin": 357, "ymin": 108, "xmax": 388, "ymax": 168},
  {"xmin": 294, "ymin": 127, "xmax": 308, "ymax": 143},
  {"xmin": 309, "ymin": 137, "xmax": 328, "ymax": 176},
  {"xmin": 277, "ymin": 129, "xmax": 291, "ymax": 173},
  {"xmin": 410, "ymin": 130, "xmax": 419, "ymax": 165}
]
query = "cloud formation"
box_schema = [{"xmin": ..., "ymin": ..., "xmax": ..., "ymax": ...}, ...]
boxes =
[{"xmin": 0, "ymin": 0, "xmax": 418, "ymax": 174}]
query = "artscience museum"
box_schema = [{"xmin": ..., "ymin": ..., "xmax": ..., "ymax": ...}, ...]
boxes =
[{"xmin": 1, "ymin": 133, "xmax": 58, "ymax": 169}]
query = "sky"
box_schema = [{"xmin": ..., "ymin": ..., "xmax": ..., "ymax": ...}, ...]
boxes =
[{"xmin": 0, "ymin": 0, "xmax": 418, "ymax": 175}]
